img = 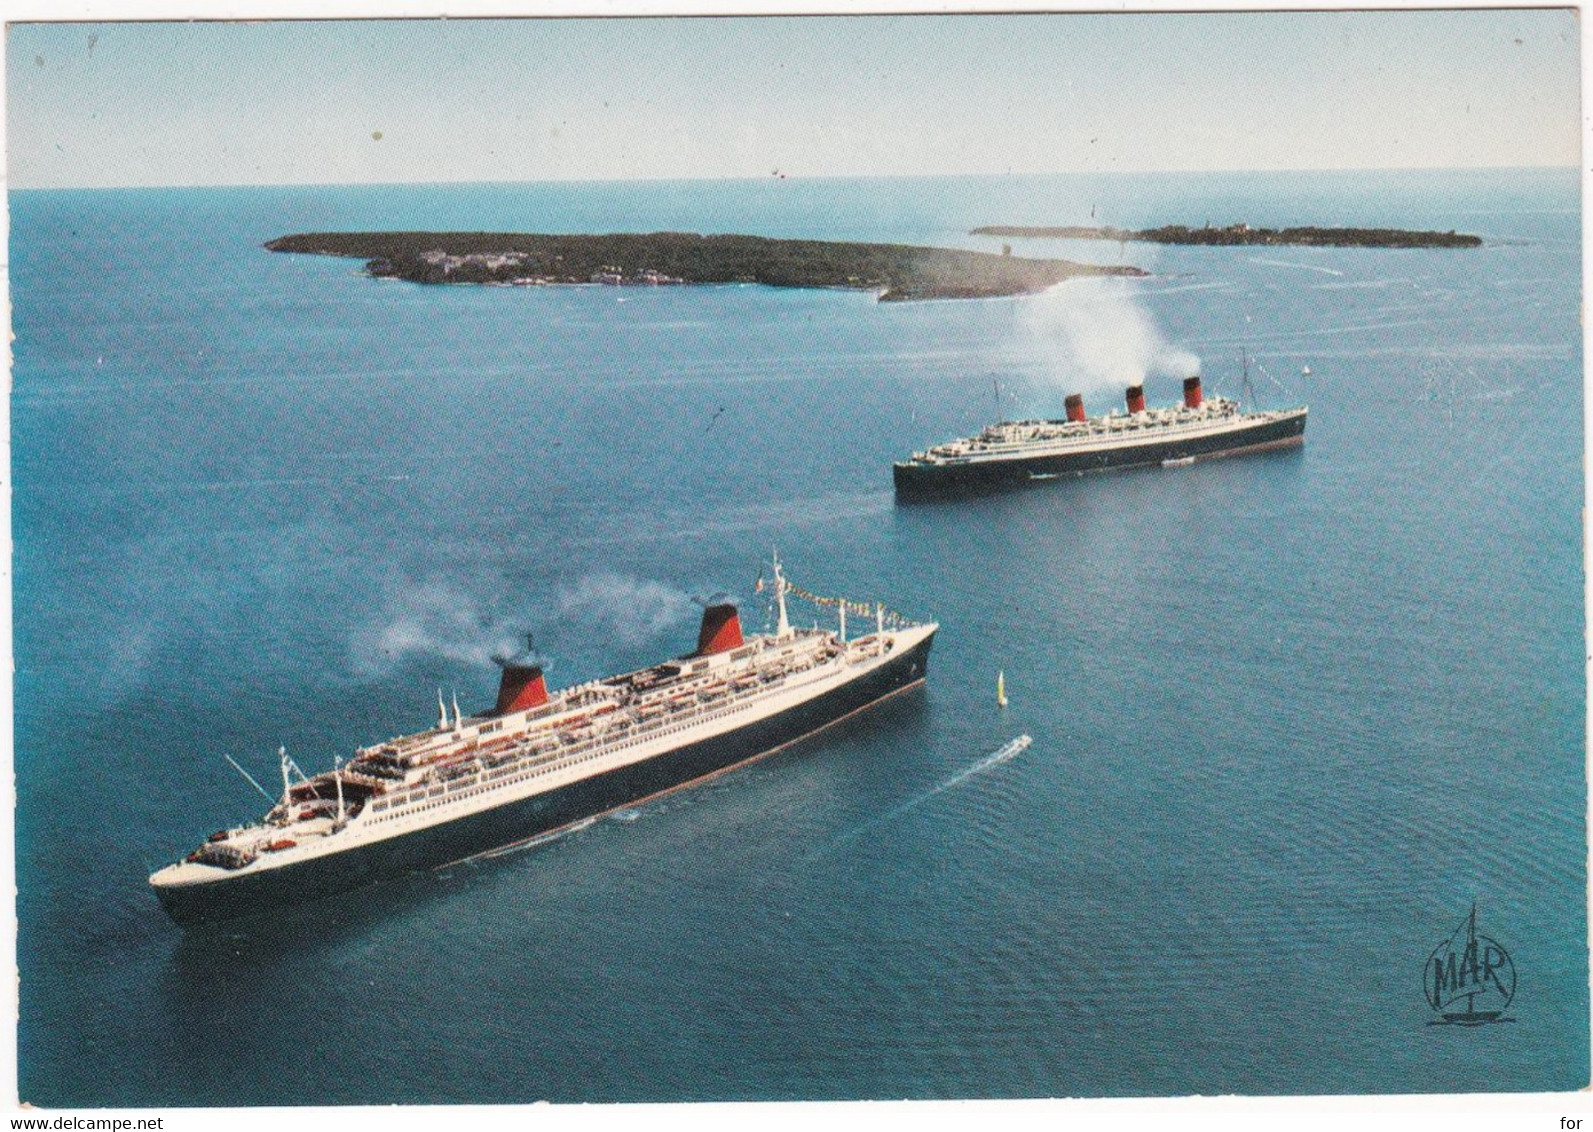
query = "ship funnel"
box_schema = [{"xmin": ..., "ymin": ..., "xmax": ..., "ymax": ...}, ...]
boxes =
[
  {"xmin": 695, "ymin": 601, "xmax": 744, "ymax": 655},
  {"xmin": 1065, "ymin": 393, "xmax": 1086, "ymax": 423},
  {"xmin": 494, "ymin": 661, "xmax": 549, "ymax": 714},
  {"xmin": 493, "ymin": 637, "xmax": 550, "ymax": 714},
  {"xmin": 1125, "ymin": 384, "xmax": 1146, "ymax": 414},
  {"xmin": 1183, "ymin": 376, "xmax": 1203, "ymax": 409}
]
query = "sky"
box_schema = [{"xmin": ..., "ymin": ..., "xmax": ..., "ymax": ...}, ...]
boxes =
[{"xmin": 3, "ymin": 9, "xmax": 1582, "ymax": 189}]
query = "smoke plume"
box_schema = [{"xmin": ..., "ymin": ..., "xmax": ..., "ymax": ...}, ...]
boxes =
[
  {"xmin": 1025, "ymin": 279, "xmax": 1201, "ymax": 396},
  {"xmin": 556, "ymin": 572, "xmax": 692, "ymax": 646},
  {"xmin": 349, "ymin": 571, "xmax": 693, "ymax": 678},
  {"xmin": 350, "ymin": 579, "xmax": 523, "ymax": 678}
]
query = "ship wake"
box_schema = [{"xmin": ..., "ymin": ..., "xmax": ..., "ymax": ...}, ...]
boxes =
[
  {"xmin": 816, "ymin": 735, "xmax": 1031, "ymax": 858},
  {"xmin": 454, "ymin": 816, "xmax": 600, "ymax": 868}
]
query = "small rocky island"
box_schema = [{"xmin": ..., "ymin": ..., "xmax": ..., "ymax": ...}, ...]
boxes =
[
  {"xmin": 970, "ymin": 223, "xmax": 1482, "ymax": 249},
  {"xmin": 265, "ymin": 231, "xmax": 1144, "ymax": 300}
]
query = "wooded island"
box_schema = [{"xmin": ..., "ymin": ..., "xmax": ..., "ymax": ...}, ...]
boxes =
[
  {"xmin": 265, "ymin": 231, "xmax": 1144, "ymax": 300},
  {"xmin": 970, "ymin": 223, "xmax": 1482, "ymax": 248}
]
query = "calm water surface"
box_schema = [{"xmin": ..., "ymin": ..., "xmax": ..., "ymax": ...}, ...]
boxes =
[{"xmin": 11, "ymin": 169, "xmax": 1586, "ymax": 1103}]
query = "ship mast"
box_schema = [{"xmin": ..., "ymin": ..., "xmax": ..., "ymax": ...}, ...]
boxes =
[
  {"xmin": 773, "ymin": 551, "xmax": 790, "ymax": 639},
  {"xmin": 278, "ymin": 746, "xmax": 292, "ymax": 826}
]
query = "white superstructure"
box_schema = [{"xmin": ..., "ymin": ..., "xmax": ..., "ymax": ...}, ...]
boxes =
[{"xmin": 150, "ymin": 558, "xmax": 936, "ymax": 914}]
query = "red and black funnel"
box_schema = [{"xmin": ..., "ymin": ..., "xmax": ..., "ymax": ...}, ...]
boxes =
[
  {"xmin": 1126, "ymin": 385, "xmax": 1146, "ymax": 414},
  {"xmin": 493, "ymin": 636, "xmax": 550, "ymax": 714},
  {"xmin": 1183, "ymin": 376, "xmax": 1203, "ymax": 409},
  {"xmin": 1065, "ymin": 393, "xmax": 1086, "ymax": 423},
  {"xmin": 494, "ymin": 661, "xmax": 549, "ymax": 714},
  {"xmin": 695, "ymin": 601, "xmax": 744, "ymax": 655}
]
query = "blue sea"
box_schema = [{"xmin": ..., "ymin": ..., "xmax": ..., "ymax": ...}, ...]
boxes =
[{"xmin": 11, "ymin": 169, "xmax": 1586, "ymax": 1105}]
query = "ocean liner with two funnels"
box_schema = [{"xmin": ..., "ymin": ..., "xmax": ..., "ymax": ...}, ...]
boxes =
[
  {"xmin": 150, "ymin": 558, "xmax": 936, "ymax": 925},
  {"xmin": 893, "ymin": 375, "xmax": 1307, "ymax": 497}
]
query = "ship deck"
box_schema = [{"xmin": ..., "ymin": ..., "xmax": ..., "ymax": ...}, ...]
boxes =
[
  {"xmin": 151, "ymin": 614, "xmax": 937, "ymax": 906},
  {"xmin": 903, "ymin": 400, "xmax": 1306, "ymax": 469}
]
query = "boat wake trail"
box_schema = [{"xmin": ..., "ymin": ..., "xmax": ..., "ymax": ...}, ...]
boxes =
[
  {"xmin": 1249, "ymin": 257, "xmax": 1345, "ymax": 277},
  {"xmin": 817, "ymin": 735, "xmax": 1031, "ymax": 858},
  {"xmin": 465, "ymin": 816, "xmax": 599, "ymax": 865}
]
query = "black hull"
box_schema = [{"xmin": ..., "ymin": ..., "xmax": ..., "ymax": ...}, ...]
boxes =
[
  {"xmin": 155, "ymin": 634, "xmax": 934, "ymax": 925},
  {"xmin": 893, "ymin": 410, "xmax": 1306, "ymax": 499}
]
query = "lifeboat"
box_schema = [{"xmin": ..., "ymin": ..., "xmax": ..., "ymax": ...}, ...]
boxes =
[{"xmin": 263, "ymin": 839, "xmax": 297, "ymax": 852}]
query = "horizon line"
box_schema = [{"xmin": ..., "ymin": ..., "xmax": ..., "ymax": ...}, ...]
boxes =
[{"xmin": 6, "ymin": 163, "xmax": 1581, "ymax": 193}]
